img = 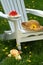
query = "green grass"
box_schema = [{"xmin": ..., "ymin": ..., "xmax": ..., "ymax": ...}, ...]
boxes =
[
  {"xmin": 0, "ymin": 40, "xmax": 43, "ymax": 65},
  {"xmin": 0, "ymin": 0, "xmax": 43, "ymax": 65},
  {"xmin": 0, "ymin": 51, "xmax": 43, "ymax": 65}
]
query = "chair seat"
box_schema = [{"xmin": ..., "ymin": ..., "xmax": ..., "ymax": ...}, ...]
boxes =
[{"xmin": 19, "ymin": 28, "xmax": 43, "ymax": 36}]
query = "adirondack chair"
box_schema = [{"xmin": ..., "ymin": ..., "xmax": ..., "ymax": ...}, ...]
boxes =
[{"xmin": 0, "ymin": 0, "xmax": 43, "ymax": 50}]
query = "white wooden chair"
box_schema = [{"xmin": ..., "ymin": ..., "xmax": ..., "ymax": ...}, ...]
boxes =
[{"xmin": 0, "ymin": 0, "xmax": 43, "ymax": 50}]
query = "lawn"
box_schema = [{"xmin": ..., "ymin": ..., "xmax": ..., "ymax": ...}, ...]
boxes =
[{"xmin": 0, "ymin": 0, "xmax": 43, "ymax": 65}]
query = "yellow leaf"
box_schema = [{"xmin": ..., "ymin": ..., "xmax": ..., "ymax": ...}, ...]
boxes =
[
  {"xmin": 32, "ymin": 1, "xmax": 35, "ymax": 3},
  {"xmin": 24, "ymin": 46, "xmax": 27, "ymax": 49},
  {"xmin": 27, "ymin": 59, "xmax": 31, "ymax": 62}
]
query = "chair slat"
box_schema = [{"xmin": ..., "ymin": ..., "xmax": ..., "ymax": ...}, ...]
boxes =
[
  {"xmin": 13, "ymin": 0, "xmax": 24, "ymax": 29},
  {"xmin": 12, "ymin": 0, "xmax": 28, "ymax": 29},
  {"xmin": 19, "ymin": 0, "xmax": 28, "ymax": 22},
  {"xmin": 1, "ymin": 0, "xmax": 15, "ymax": 32},
  {"xmin": 16, "ymin": 0, "xmax": 25, "ymax": 22},
  {"xmin": 8, "ymin": 0, "xmax": 15, "ymax": 10}
]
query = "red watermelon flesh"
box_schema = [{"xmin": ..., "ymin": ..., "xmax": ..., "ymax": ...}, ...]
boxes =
[{"xmin": 9, "ymin": 10, "xmax": 18, "ymax": 16}]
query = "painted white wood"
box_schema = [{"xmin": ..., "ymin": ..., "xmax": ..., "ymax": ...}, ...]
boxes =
[
  {"xmin": 14, "ymin": 19, "xmax": 21, "ymax": 50},
  {"xmin": 0, "ymin": 12, "xmax": 8, "ymax": 18},
  {"xmin": 1, "ymin": 0, "xmax": 15, "ymax": 32},
  {"xmin": 20, "ymin": 35, "xmax": 43, "ymax": 42},
  {"xmin": 4, "ymin": 31, "xmax": 16, "ymax": 40},
  {"xmin": 26, "ymin": 8, "xmax": 43, "ymax": 17},
  {"xmin": 20, "ymin": 0, "xmax": 28, "ymax": 21},
  {"xmin": 17, "ymin": 31, "xmax": 43, "ymax": 38}
]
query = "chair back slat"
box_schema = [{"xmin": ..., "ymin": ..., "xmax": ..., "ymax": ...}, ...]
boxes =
[
  {"xmin": 1, "ymin": 0, "xmax": 15, "ymax": 32},
  {"xmin": 19, "ymin": 0, "xmax": 28, "ymax": 22},
  {"xmin": 1, "ymin": 0, "xmax": 28, "ymax": 31}
]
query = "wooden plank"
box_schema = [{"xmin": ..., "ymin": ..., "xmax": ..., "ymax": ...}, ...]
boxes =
[{"xmin": 21, "ymin": 35, "xmax": 43, "ymax": 42}]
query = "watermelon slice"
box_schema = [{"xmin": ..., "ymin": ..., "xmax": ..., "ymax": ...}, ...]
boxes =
[{"xmin": 9, "ymin": 10, "xmax": 18, "ymax": 16}]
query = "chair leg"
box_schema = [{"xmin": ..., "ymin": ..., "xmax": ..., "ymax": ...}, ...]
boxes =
[
  {"xmin": 17, "ymin": 41, "xmax": 21, "ymax": 50},
  {"xmin": 16, "ymin": 39, "xmax": 21, "ymax": 50}
]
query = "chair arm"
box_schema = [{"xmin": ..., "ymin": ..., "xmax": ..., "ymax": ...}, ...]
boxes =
[
  {"xmin": 0, "ymin": 12, "xmax": 21, "ymax": 20},
  {"xmin": 0, "ymin": 12, "xmax": 8, "ymax": 18},
  {"xmin": 26, "ymin": 8, "xmax": 43, "ymax": 17}
]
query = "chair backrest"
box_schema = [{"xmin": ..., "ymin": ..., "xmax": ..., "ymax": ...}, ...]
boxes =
[{"xmin": 0, "ymin": 0, "xmax": 28, "ymax": 32}]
